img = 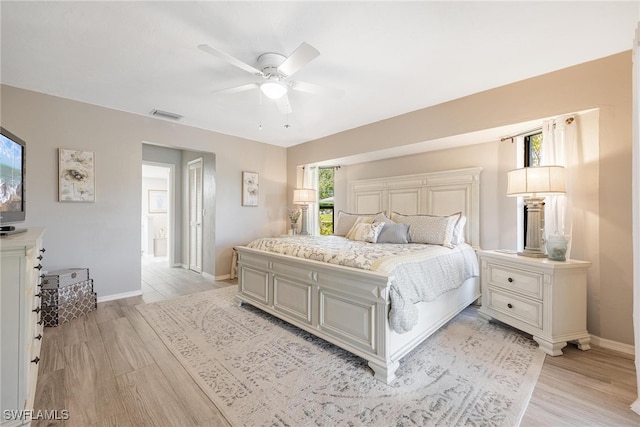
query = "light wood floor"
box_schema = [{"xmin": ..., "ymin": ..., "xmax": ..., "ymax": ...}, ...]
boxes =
[{"xmin": 33, "ymin": 258, "xmax": 639, "ymax": 426}]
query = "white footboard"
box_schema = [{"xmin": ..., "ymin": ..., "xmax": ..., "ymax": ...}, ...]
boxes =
[{"xmin": 236, "ymin": 246, "xmax": 480, "ymax": 384}]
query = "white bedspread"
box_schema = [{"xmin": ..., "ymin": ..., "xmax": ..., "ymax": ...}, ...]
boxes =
[{"xmin": 244, "ymin": 236, "xmax": 479, "ymax": 333}]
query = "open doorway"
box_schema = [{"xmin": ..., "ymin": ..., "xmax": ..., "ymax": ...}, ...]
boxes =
[
  {"xmin": 142, "ymin": 163, "xmax": 174, "ymax": 266},
  {"xmin": 141, "ymin": 143, "xmax": 217, "ymax": 292}
]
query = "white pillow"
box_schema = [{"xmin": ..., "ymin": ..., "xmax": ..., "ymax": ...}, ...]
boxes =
[
  {"xmin": 452, "ymin": 215, "xmax": 467, "ymax": 245},
  {"xmin": 391, "ymin": 212, "xmax": 461, "ymax": 248},
  {"xmin": 347, "ymin": 222, "xmax": 385, "ymax": 243}
]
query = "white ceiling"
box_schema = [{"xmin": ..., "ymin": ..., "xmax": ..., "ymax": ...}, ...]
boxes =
[{"xmin": 1, "ymin": 1, "xmax": 638, "ymax": 148}]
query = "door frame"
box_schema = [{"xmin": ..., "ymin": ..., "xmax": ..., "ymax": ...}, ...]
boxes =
[{"xmin": 187, "ymin": 157, "xmax": 204, "ymax": 273}]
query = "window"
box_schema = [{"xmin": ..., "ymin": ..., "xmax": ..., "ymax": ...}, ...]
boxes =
[
  {"xmin": 524, "ymin": 132, "xmax": 542, "ymax": 167},
  {"xmin": 523, "ymin": 132, "xmax": 543, "ymax": 246},
  {"xmin": 318, "ymin": 167, "xmax": 335, "ymax": 235}
]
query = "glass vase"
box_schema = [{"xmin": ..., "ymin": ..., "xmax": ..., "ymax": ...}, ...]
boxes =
[
  {"xmin": 546, "ymin": 234, "xmax": 568, "ymax": 261},
  {"xmin": 291, "ymin": 221, "xmax": 298, "ymax": 235}
]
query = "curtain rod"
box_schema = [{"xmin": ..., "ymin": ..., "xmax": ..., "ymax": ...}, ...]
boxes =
[
  {"xmin": 500, "ymin": 127, "xmax": 542, "ymax": 143},
  {"xmin": 500, "ymin": 116, "xmax": 575, "ymax": 143}
]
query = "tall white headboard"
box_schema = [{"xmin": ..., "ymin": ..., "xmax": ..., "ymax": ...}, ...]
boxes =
[{"xmin": 349, "ymin": 167, "xmax": 482, "ymax": 248}]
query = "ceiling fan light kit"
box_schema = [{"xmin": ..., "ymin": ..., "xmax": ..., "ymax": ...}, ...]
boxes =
[{"xmin": 260, "ymin": 81, "xmax": 288, "ymax": 99}]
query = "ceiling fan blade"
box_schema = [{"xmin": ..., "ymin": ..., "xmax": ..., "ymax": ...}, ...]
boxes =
[
  {"xmin": 291, "ymin": 81, "xmax": 344, "ymax": 98},
  {"xmin": 276, "ymin": 94, "xmax": 293, "ymax": 115},
  {"xmin": 211, "ymin": 83, "xmax": 259, "ymax": 95},
  {"xmin": 198, "ymin": 44, "xmax": 263, "ymax": 76},
  {"xmin": 277, "ymin": 42, "xmax": 320, "ymax": 77}
]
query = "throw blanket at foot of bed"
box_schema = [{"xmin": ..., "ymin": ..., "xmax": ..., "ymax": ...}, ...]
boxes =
[{"xmin": 245, "ymin": 236, "xmax": 479, "ymax": 333}]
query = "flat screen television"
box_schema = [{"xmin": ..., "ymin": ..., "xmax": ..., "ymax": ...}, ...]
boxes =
[{"xmin": 0, "ymin": 127, "xmax": 26, "ymax": 229}]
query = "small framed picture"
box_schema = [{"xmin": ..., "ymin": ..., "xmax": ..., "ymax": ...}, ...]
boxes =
[
  {"xmin": 148, "ymin": 190, "xmax": 168, "ymax": 213},
  {"xmin": 58, "ymin": 148, "xmax": 95, "ymax": 202},
  {"xmin": 242, "ymin": 171, "xmax": 259, "ymax": 207}
]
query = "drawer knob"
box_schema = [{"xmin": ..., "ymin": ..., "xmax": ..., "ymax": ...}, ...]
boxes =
[
  {"xmin": 35, "ymin": 293, "xmax": 41, "ymax": 298},
  {"xmin": 31, "ymin": 357, "xmax": 40, "ymax": 365},
  {"xmin": 507, "ymin": 303, "xmax": 513, "ymax": 309},
  {"xmin": 37, "ymin": 320, "xmax": 43, "ymax": 325},
  {"xmin": 34, "ymin": 264, "xmax": 43, "ymax": 270},
  {"xmin": 35, "ymin": 334, "xmax": 42, "ymax": 340},
  {"xmin": 40, "ymin": 248, "xmax": 46, "ymax": 253},
  {"xmin": 37, "ymin": 255, "xmax": 44, "ymax": 261},
  {"xmin": 32, "ymin": 307, "xmax": 41, "ymax": 314},
  {"xmin": 507, "ymin": 277, "xmax": 514, "ymax": 283}
]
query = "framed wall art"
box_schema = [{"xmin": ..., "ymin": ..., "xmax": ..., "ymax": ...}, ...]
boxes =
[
  {"xmin": 148, "ymin": 190, "xmax": 168, "ymax": 213},
  {"xmin": 242, "ymin": 171, "xmax": 259, "ymax": 207},
  {"xmin": 58, "ymin": 148, "xmax": 95, "ymax": 202}
]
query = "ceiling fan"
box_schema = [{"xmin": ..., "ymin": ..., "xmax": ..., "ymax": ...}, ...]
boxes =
[{"xmin": 198, "ymin": 42, "xmax": 341, "ymax": 114}]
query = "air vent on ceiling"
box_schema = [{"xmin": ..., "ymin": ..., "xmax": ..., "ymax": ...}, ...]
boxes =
[{"xmin": 150, "ymin": 109, "xmax": 183, "ymax": 120}]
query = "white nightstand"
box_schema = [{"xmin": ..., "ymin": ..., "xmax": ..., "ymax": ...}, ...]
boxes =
[{"xmin": 477, "ymin": 250, "xmax": 591, "ymax": 356}]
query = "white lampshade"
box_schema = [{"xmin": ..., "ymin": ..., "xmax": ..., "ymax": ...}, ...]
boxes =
[
  {"xmin": 260, "ymin": 81, "xmax": 288, "ymax": 100},
  {"xmin": 507, "ymin": 166, "xmax": 566, "ymax": 197},
  {"xmin": 293, "ymin": 188, "xmax": 316, "ymax": 204}
]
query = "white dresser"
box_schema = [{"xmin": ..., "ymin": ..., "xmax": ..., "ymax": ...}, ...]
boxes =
[
  {"xmin": 477, "ymin": 250, "xmax": 591, "ymax": 356},
  {"xmin": 1, "ymin": 228, "xmax": 45, "ymax": 426}
]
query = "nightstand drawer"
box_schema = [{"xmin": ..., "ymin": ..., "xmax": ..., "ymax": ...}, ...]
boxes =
[
  {"xmin": 486, "ymin": 287, "xmax": 543, "ymax": 329},
  {"xmin": 487, "ymin": 263, "xmax": 543, "ymax": 299}
]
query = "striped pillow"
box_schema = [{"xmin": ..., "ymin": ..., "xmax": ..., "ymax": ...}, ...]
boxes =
[
  {"xmin": 347, "ymin": 222, "xmax": 385, "ymax": 243},
  {"xmin": 334, "ymin": 211, "xmax": 387, "ymax": 236}
]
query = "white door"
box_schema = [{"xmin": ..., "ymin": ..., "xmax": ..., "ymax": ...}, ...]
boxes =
[{"xmin": 188, "ymin": 158, "xmax": 203, "ymax": 273}]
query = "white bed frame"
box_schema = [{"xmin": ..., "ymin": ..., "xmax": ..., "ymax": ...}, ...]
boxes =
[{"xmin": 236, "ymin": 167, "xmax": 482, "ymax": 383}]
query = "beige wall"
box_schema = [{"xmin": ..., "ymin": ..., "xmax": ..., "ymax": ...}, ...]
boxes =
[
  {"xmin": 288, "ymin": 52, "xmax": 633, "ymax": 346},
  {"xmin": 1, "ymin": 84, "xmax": 288, "ymax": 298}
]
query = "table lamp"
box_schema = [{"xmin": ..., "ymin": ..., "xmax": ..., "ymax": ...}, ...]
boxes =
[
  {"xmin": 293, "ymin": 188, "xmax": 316, "ymax": 235},
  {"xmin": 507, "ymin": 166, "xmax": 566, "ymax": 257}
]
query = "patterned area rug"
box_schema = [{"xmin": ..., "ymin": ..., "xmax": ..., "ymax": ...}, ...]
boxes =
[{"xmin": 136, "ymin": 286, "xmax": 544, "ymax": 426}]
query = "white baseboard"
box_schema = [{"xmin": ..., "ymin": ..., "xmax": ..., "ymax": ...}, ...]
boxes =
[
  {"xmin": 97, "ymin": 290, "xmax": 143, "ymax": 303},
  {"xmin": 215, "ymin": 274, "xmax": 231, "ymax": 281},
  {"xmin": 590, "ymin": 334, "xmax": 635, "ymax": 356},
  {"xmin": 631, "ymin": 399, "xmax": 640, "ymax": 416}
]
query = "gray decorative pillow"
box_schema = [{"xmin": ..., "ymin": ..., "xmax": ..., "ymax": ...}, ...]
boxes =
[
  {"xmin": 391, "ymin": 212, "xmax": 461, "ymax": 248},
  {"xmin": 376, "ymin": 223, "xmax": 410, "ymax": 244},
  {"xmin": 334, "ymin": 211, "xmax": 387, "ymax": 236}
]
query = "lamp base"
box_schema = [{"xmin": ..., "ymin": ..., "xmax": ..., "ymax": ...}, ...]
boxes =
[
  {"xmin": 518, "ymin": 249, "xmax": 548, "ymax": 258},
  {"xmin": 520, "ymin": 196, "xmax": 547, "ymax": 258},
  {"xmin": 299, "ymin": 205, "xmax": 309, "ymax": 236}
]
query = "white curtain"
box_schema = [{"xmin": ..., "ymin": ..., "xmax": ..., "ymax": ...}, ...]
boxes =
[
  {"xmin": 516, "ymin": 136, "xmax": 526, "ymax": 252},
  {"xmin": 302, "ymin": 165, "xmax": 320, "ymax": 235},
  {"xmin": 541, "ymin": 115, "xmax": 576, "ymax": 257}
]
